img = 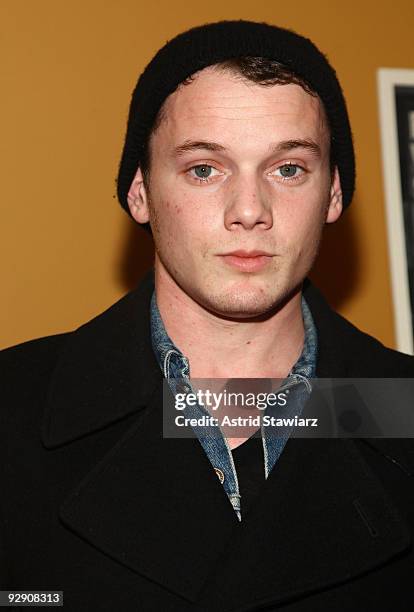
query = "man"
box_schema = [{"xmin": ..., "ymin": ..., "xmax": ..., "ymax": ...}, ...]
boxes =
[{"xmin": 1, "ymin": 19, "xmax": 414, "ymax": 611}]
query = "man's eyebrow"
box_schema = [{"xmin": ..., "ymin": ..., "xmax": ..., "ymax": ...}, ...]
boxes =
[
  {"xmin": 171, "ymin": 138, "xmax": 322, "ymax": 157},
  {"xmin": 269, "ymin": 139, "xmax": 321, "ymax": 156},
  {"xmin": 172, "ymin": 140, "xmax": 227, "ymax": 157}
]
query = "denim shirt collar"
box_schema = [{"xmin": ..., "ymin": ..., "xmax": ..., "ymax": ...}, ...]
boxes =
[
  {"xmin": 150, "ymin": 288, "xmax": 318, "ymax": 521},
  {"xmin": 150, "ymin": 290, "xmax": 317, "ymax": 382}
]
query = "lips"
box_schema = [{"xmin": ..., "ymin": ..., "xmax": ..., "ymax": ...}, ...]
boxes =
[
  {"xmin": 223, "ymin": 250, "xmax": 272, "ymax": 258},
  {"xmin": 219, "ymin": 250, "xmax": 273, "ymax": 272}
]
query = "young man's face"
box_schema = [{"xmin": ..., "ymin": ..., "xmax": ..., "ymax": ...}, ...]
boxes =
[{"xmin": 128, "ymin": 66, "xmax": 342, "ymax": 318}]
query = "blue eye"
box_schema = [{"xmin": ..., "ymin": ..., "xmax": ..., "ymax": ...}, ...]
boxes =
[
  {"xmin": 193, "ymin": 165, "xmax": 213, "ymax": 179},
  {"xmin": 188, "ymin": 164, "xmax": 222, "ymax": 183},
  {"xmin": 278, "ymin": 164, "xmax": 301, "ymax": 178},
  {"xmin": 270, "ymin": 163, "xmax": 306, "ymax": 182},
  {"xmin": 269, "ymin": 163, "xmax": 306, "ymax": 183}
]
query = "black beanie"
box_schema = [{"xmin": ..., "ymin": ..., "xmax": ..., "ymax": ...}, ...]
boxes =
[{"xmin": 117, "ymin": 20, "xmax": 355, "ymax": 214}]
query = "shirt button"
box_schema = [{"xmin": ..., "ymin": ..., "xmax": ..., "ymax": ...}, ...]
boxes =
[
  {"xmin": 214, "ymin": 467, "xmax": 225, "ymax": 484},
  {"xmin": 176, "ymin": 382, "xmax": 190, "ymax": 394}
]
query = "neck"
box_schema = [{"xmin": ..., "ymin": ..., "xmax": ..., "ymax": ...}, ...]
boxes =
[{"xmin": 154, "ymin": 263, "xmax": 305, "ymax": 379}]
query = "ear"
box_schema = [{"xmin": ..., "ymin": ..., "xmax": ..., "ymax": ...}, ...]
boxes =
[
  {"xmin": 326, "ymin": 166, "xmax": 343, "ymax": 224},
  {"xmin": 127, "ymin": 166, "xmax": 150, "ymax": 224}
]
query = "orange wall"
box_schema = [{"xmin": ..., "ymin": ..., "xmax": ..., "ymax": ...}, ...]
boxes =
[{"xmin": 1, "ymin": 0, "xmax": 413, "ymax": 350}]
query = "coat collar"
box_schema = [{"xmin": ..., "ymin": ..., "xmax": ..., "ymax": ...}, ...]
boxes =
[
  {"xmin": 41, "ymin": 269, "xmax": 160, "ymax": 449},
  {"xmin": 41, "ymin": 271, "xmax": 412, "ymax": 608},
  {"xmin": 41, "ymin": 273, "xmax": 345, "ymax": 449}
]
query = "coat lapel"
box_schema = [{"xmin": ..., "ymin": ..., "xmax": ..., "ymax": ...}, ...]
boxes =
[
  {"xmin": 197, "ymin": 436, "xmax": 411, "ymax": 610},
  {"xmin": 41, "ymin": 269, "xmax": 239, "ymax": 602},
  {"xmin": 41, "ymin": 272, "xmax": 412, "ymax": 608},
  {"xmin": 58, "ymin": 382, "xmax": 240, "ymax": 602}
]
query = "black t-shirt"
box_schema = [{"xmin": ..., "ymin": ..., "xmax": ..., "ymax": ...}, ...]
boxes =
[{"xmin": 231, "ymin": 435, "xmax": 266, "ymax": 516}]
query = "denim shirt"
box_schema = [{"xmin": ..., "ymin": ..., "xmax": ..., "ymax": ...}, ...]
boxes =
[{"xmin": 151, "ymin": 290, "xmax": 318, "ymax": 521}]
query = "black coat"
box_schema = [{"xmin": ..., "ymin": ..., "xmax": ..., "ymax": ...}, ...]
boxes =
[{"xmin": 2, "ymin": 271, "xmax": 414, "ymax": 611}]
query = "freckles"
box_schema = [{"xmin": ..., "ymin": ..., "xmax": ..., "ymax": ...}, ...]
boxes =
[
  {"xmin": 164, "ymin": 199, "xmax": 178, "ymax": 213},
  {"xmin": 199, "ymin": 241, "xmax": 211, "ymax": 260}
]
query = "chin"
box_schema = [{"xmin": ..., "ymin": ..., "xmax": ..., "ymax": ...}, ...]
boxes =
[{"xmin": 198, "ymin": 287, "xmax": 287, "ymax": 320}]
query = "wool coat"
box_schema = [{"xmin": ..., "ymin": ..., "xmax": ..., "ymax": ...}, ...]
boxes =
[{"xmin": 1, "ymin": 271, "xmax": 414, "ymax": 611}]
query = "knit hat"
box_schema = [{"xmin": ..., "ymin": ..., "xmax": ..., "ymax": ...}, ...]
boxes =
[{"xmin": 117, "ymin": 20, "xmax": 355, "ymax": 214}]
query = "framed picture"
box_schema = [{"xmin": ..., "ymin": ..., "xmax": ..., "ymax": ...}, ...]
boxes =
[{"xmin": 377, "ymin": 68, "xmax": 414, "ymax": 355}]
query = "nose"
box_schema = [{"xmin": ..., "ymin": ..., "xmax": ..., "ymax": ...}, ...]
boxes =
[{"xmin": 224, "ymin": 173, "xmax": 273, "ymax": 231}]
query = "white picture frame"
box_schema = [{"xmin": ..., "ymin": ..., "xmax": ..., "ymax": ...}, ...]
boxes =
[{"xmin": 377, "ymin": 68, "xmax": 414, "ymax": 355}]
